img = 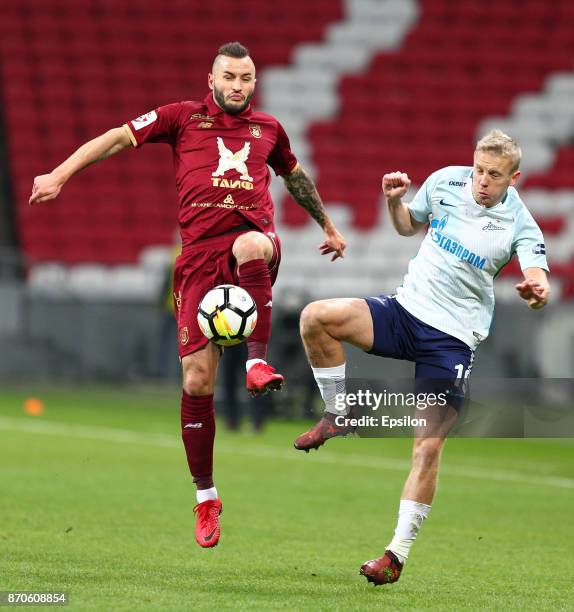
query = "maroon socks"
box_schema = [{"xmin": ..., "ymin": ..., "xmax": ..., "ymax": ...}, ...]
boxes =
[
  {"xmin": 238, "ymin": 258, "xmax": 272, "ymax": 362},
  {"xmin": 181, "ymin": 392, "xmax": 215, "ymax": 490},
  {"xmin": 181, "ymin": 259, "xmax": 272, "ymax": 492}
]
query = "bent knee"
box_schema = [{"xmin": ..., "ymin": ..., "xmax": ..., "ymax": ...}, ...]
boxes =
[
  {"xmin": 300, "ymin": 301, "xmax": 326, "ymax": 332},
  {"xmin": 300, "ymin": 300, "xmax": 343, "ymax": 336},
  {"xmin": 232, "ymin": 232, "xmax": 269, "ymax": 263}
]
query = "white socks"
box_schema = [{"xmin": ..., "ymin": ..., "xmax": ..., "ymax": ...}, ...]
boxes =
[
  {"xmin": 387, "ymin": 499, "xmax": 431, "ymax": 564},
  {"xmin": 196, "ymin": 487, "xmax": 218, "ymax": 504},
  {"xmin": 312, "ymin": 363, "xmax": 347, "ymax": 415},
  {"xmin": 246, "ymin": 358, "xmax": 265, "ymax": 372}
]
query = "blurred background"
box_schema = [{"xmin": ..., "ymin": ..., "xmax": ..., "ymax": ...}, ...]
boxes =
[{"xmin": 0, "ymin": 0, "xmax": 573, "ymax": 423}]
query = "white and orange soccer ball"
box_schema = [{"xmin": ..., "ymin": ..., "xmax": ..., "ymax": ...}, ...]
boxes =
[{"xmin": 197, "ymin": 284, "xmax": 257, "ymax": 347}]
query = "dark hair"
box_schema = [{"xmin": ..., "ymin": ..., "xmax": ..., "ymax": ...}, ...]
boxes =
[{"xmin": 217, "ymin": 41, "xmax": 249, "ymax": 59}]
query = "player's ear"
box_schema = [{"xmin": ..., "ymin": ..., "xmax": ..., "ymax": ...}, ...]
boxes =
[
  {"xmin": 208, "ymin": 73, "xmax": 214, "ymax": 91},
  {"xmin": 510, "ymin": 170, "xmax": 521, "ymax": 186}
]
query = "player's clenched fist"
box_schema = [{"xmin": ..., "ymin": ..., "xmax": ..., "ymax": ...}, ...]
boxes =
[
  {"xmin": 29, "ymin": 173, "xmax": 64, "ymax": 205},
  {"xmin": 382, "ymin": 172, "xmax": 411, "ymax": 200}
]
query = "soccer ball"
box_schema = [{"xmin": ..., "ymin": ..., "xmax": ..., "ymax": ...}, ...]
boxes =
[{"xmin": 197, "ymin": 284, "xmax": 257, "ymax": 347}]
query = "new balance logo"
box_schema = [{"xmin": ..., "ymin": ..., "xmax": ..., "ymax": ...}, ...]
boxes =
[
  {"xmin": 184, "ymin": 423, "xmax": 203, "ymax": 429},
  {"xmin": 482, "ymin": 221, "xmax": 506, "ymax": 231}
]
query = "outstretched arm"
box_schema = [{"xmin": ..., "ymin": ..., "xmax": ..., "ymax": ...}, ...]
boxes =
[
  {"xmin": 382, "ymin": 172, "xmax": 426, "ymax": 237},
  {"xmin": 515, "ymin": 268, "xmax": 550, "ymax": 309},
  {"xmin": 282, "ymin": 164, "xmax": 346, "ymax": 261},
  {"xmin": 29, "ymin": 127, "xmax": 133, "ymax": 205}
]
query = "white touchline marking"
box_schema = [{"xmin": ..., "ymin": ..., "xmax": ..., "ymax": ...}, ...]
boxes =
[
  {"xmin": 0, "ymin": 416, "xmax": 572, "ymax": 490},
  {"xmin": 0, "ymin": 417, "xmax": 180, "ymax": 448}
]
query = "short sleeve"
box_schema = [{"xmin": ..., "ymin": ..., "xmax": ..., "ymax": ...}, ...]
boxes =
[
  {"xmin": 512, "ymin": 206, "xmax": 549, "ymax": 272},
  {"xmin": 267, "ymin": 122, "xmax": 298, "ymax": 176},
  {"xmin": 123, "ymin": 103, "xmax": 185, "ymax": 148},
  {"xmin": 407, "ymin": 170, "xmax": 441, "ymax": 223}
]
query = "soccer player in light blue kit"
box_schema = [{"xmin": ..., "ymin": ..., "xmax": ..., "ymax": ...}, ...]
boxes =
[{"xmin": 293, "ymin": 130, "xmax": 550, "ymax": 585}]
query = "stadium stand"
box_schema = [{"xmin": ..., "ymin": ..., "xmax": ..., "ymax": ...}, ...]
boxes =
[
  {"xmin": 274, "ymin": 0, "xmax": 574, "ymax": 299},
  {"xmin": 261, "ymin": 0, "xmax": 419, "ymax": 185},
  {"xmin": 1, "ymin": 0, "xmax": 572, "ymax": 301},
  {"xmin": 0, "ymin": 0, "xmax": 343, "ymax": 267},
  {"xmin": 301, "ymin": 0, "xmax": 574, "ymax": 229}
]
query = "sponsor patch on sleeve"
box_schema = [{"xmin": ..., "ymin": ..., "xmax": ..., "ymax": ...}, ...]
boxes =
[
  {"xmin": 532, "ymin": 243, "xmax": 546, "ymax": 255},
  {"xmin": 131, "ymin": 110, "xmax": 157, "ymax": 131}
]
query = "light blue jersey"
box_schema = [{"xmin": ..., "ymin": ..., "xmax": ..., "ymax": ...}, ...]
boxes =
[{"xmin": 395, "ymin": 166, "xmax": 549, "ymax": 350}]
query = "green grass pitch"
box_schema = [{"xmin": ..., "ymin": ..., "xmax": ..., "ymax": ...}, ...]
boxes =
[{"xmin": 1, "ymin": 387, "xmax": 573, "ymax": 610}]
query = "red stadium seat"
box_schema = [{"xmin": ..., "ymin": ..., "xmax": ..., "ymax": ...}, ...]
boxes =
[{"xmin": 524, "ymin": 148, "xmax": 574, "ymax": 189}]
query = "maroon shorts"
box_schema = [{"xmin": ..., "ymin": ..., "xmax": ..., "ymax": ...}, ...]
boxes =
[{"xmin": 173, "ymin": 230, "xmax": 281, "ymax": 358}]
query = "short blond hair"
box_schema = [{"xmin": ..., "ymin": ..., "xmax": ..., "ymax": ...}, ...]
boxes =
[{"xmin": 475, "ymin": 129, "xmax": 521, "ymax": 172}]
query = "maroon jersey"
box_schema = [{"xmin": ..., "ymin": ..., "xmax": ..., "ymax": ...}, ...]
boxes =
[{"xmin": 123, "ymin": 94, "xmax": 297, "ymax": 245}]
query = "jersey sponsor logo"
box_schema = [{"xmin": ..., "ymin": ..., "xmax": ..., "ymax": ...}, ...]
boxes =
[
  {"xmin": 211, "ymin": 177, "xmax": 254, "ymax": 190},
  {"xmin": 190, "ymin": 201, "xmax": 257, "ymax": 210},
  {"xmin": 430, "ymin": 215, "xmax": 487, "ymax": 270},
  {"xmin": 131, "ymin": 110, "xmax": 157, "ymax": 130},
  {"xmin": 448, "ymin": 181, "xmax": 467, "ymax": 187},
  {"xmin": 212, "ymin": 137, "xmax": 253, "ymax": 182},
  {"xmin": 532, "ymin": 243, "xmax": 546, "ymax": 255},
  {"xmin": 249, "ymin": 124, "xmax": 262, "ymax": 138},
  {"xmin": 223, "ymin": 194, "xmax": 235, "ymax": 204},
  {"xmin": 482, "ymin": 221, "xmax": 506, "ymax": 231},
  {"xmin": 439, "ymin": 199, "xmax": 456, "ymax": 208}
]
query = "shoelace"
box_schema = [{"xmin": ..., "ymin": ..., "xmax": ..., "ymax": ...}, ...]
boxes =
[
  {"xmin": 253, "ymin": 363, "xmax": 276, "ymax": 376},
  {"xmin": 194, "ymin": 502, "xmax": 219, "ymax": 530}
]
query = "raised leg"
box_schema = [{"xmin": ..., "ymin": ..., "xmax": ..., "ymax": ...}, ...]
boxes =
[
  {"xmin": 294, "ymin": 298, "xmax": 374, "ymax": 451},
  {"xmin": 233, "ymin": 231, "xmax": 283, "ymax": 395}
]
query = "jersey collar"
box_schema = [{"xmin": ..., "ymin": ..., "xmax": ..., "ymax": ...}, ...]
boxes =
[{"xmin": 204, "ymin": 93, "xmax": 253, "ymax": 119}]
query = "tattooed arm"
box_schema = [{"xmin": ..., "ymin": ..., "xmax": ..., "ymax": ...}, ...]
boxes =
[
  {"xmin": 283, "ymin": 164, "xmax": 346, "ymax": 260},
  {"xmin": 283, "ymin": 164, "xmax": 328, "ymax": 228}
]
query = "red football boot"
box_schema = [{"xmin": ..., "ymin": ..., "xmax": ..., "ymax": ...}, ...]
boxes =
[
  {"xmin": 360, "ymin": 550, "xmax": 404, "ymax": 585},
  {"xmin": 293, "ymin": 411, "xmax": 355, "ymax": 452},
  {"xmin": 193, "ymin": 498, "xmax": 222, "ymax": 548},
  {"xmin": 246, "ymin": 362, "xmax": 284, "ymax": 396}
]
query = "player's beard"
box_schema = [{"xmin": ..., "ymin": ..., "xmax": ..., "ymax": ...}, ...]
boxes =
[{"xmin": 213, "ymin": 86, "xmax": 253, "ymax": 115}]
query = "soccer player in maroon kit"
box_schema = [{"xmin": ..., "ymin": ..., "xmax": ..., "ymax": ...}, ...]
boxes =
[{"xmin": 29, "ymin": 42, "xmax": 346, "ymax": 548}]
